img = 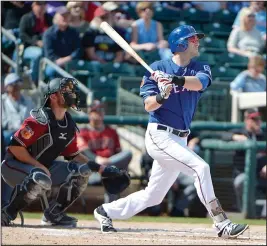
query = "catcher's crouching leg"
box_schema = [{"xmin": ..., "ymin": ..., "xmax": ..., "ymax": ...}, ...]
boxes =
[
  {"xmin": 42, "ymin": 162, "xmax": 90, "ymax": 227},
  {"xmin": 1, "ymin": 169, "xmax": 52, "ymax": 226}
]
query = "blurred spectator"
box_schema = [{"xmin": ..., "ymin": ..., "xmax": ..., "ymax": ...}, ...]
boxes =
[
  {"xmin": 221, "ymin": 109, "xmax": 266, "ymax": 212},
  {"xmin": 2, "ymin": 73, "xmax": 34, "ymax": 146},
  {"xmin": 2, "ymin": 1, "xmax": 31, "ymax": 38},
  {"xmin": 160, "ymin": 1, "xmax": 192, "ymax": 11},
  {"xmin": 43, "ymin": 6, "xmax": 81, "ymax": 79},
  {"xmin": 130, "ymin": 2, "xmax": 172, "ymax": 61},
  {"xmin": 46, "ymin": 1, "xmax": 66, "ymax": 17},
  {"xmin": 1, "ymin": 1, "xmax": 31, "ymax": 61},
  {"xmin": 233, "ymin": 2, "xmax": 266, "ymax": 40},
  {"xmin": 191, "ymin": 2, "xmax": 227, "ymax": 13},
  {"xmin": 77, "ymin": 100, "xmax": 132, "ymax": 203},
  {"xmin": 1, "ymin": 1, "xmax": 31, "ymax": 49},
  {"xmin": 230, "ymin": 55, "xmax": 266, "ymax": 92},
  {"xmin": 140, "ymin": 150, "xmax": 206, "ymax": 217},
  {"xmin": 227, "ymin": 8, "xmax": 265, "ymax": 57},
  {"xmin": 19, "ymin": 1, "xmax": 53, "ymax": 85},
  {"xmin": 102, "ymin": 2, "xmax": 134, "ymax": 29},
  {"xmin": 226, "ymin": 2, "xmax": 250, "ymax": 14},
  {"xmin": 83, "ymin": 1, "xmax": 100, "ymax": 23},
  {"xmin": 82, "ymin": 6, "xmax": 126, "ymax": 63},
  {"xmin": 66, "ymin": 1, "xmax": 89, "ymax": 37}
]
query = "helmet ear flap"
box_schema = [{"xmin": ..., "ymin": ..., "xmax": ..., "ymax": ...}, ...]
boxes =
[{"xmin": 174, "ymin": 39, "xmax": 188, "ymax": 53}]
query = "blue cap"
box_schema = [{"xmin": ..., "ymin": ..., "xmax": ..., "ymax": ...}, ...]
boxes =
[{"xmin": 4, "ymin": 73, "xmax": 22, "ymax": 87}]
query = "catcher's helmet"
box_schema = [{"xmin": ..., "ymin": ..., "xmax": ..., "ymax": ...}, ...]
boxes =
[
  {"xmin": 168, "ymin": 25, "xmax": 205, "ymax": 53},
  {"xmin": 43, "ymin": 77, "xmax": 80, "ymax": 111}
]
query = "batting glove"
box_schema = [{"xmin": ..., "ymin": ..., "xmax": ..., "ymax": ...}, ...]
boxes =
[
  {"xmin": 151, "ymin": 70, "xmax": 173, "ymax": 84},
  {"xmin": 158, "ymin": 81, "xmax": 173, "ymax": 99}
]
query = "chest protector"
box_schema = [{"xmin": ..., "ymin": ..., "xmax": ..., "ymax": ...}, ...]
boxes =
[{"xmin": 28, "ymin": 107, "xmax": 79, "ymax": 168}]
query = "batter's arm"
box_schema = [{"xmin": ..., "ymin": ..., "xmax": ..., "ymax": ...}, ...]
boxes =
[
  {"xmin": 144, "ymin": 96, "xmax": 162, "ymax": 112},
  {"xmin": 182, "ymin": 77, "xmax": 203, "ymax": 91}
]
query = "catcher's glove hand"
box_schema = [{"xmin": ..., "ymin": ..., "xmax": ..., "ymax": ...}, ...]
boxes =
[{"xmin": 101, "ymin": 165, "xmax": 131, "ymax": 194}]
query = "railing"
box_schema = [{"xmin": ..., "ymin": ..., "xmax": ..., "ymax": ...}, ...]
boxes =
[
  {"xmin": 201, "ymin": 139, "xmax": 266, "ymax": 218},
  {"xmin": 38, "ymin": 57, "xmax": 93, "ymax": 107},
  {"xmin": 231, "ymin": 90, "xmax": 266, "ymax": 123},
  {"xmin": 1, "ymin": 27, "xmax": 21, "ymax": 74}
]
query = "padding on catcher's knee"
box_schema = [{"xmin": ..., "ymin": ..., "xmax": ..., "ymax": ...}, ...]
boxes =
[
  {"xmin": 207, "ymin": 198, "xmax": 228, "ymax": 223},
  {"xmin": 23, "ymin": 171, "xmax": 51, "ymax": 203},
  {"xmin": 3, "ymin": 171, "xmax": 52, "ymax": 220},
  {"xmin": 50, "ymin": 165, "xmax": 89, "ymax": 216}
]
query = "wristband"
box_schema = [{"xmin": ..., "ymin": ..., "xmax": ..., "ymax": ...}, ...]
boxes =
[
  {"xmin": 87, "ymin": 160, "xmax": 100, "ymax": 172},
  {"xmin": 172, "ymin": 76, "xmax": 185, "ymax": 87},
  {"xmin": 156, "ymin": 93, "xmax": 166, "ymax": 104}
]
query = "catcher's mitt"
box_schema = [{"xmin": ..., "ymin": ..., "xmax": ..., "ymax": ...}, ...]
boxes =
[{"xmin": 101, "ymin": 165, "xmax": 130, "ymax": 194}]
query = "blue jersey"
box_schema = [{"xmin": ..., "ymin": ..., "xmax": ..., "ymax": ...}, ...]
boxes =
[{"xmin": 140, "ymin": 58, "xmax": 212, "ymax": 130}]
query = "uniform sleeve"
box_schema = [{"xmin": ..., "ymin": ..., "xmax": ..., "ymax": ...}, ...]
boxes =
[
  {"xmin": 139, "ymin": 62, "xmax": 160, "ymax": 100},
  {"xmin": 195, "ymin": 63, "xmax": 212, "ymax": 91},
  {"xmin": 61, "ymin": 132, "xmax": 80, "ymax": 157},
  {"xmin": 10, "ymin": 118, "xmax": 48, "ymax": 147}
]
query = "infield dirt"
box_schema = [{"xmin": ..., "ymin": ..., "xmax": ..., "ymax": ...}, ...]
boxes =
[{"xmin": 2, "ymin": 218, "xmax": 266, "ymax": 245}]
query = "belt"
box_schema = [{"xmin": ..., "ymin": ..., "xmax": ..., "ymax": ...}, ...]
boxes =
[{"xmin": 157, "ymin": 124, "xmax": 190, "ymax": 137}]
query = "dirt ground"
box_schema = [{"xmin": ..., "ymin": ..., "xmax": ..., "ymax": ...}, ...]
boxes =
[{"xmin": 2, "ymin": 218, "xmax": 266, "ymax": 245}]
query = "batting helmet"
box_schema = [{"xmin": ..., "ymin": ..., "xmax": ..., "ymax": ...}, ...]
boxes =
[{"xmin": 168, "ymin": 25, "xmax": 205, "ymax": 53}]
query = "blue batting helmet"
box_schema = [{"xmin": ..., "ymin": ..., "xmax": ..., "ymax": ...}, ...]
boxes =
[{"xmin": 168, "ymin": 25, "xmax": 205, "ymax": 53}]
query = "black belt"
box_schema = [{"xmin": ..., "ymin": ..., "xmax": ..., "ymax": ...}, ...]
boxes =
[{"xmin": 157, "ymin": 124, "xmax": 190, "ymax": 137}]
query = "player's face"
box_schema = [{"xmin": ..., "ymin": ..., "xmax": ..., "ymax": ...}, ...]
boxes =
[{"xmin": 187, "ymin": 35, "xmax": 200, "ymax": 57}]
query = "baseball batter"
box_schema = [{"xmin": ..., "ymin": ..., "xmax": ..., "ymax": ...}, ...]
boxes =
[{"xmin": 94, "ymin": 25, "xmax": 249, "ymax": 238}]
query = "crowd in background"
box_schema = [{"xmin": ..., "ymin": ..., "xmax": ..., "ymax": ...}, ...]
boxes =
[
  {"xmin": 2, "ymin": 1, "xmax": 266, "ymax": 82},
  {"xmin": 1, "ymin": 1, "xmax": 266, "ymax": 218}
]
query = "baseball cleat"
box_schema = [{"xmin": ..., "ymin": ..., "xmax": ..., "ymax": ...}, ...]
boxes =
[
  {"xmin": 218, "ymin": 222, "xmax": 249, "ymax": 238},
  {"xmin": 1, "ymin": 209, "xmax": 12, "ymax": 227},
  {"xmin": 94, "ymin": 205, "xmax": 117, "ymax": 233},
  {"xmin": 41, "ymin": 212, "xmax": 78, "ymax": 227}
]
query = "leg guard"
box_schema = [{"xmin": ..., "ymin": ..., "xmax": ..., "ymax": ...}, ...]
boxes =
[
  {"xmin": 47, "ymin": 163, "xmax": 90, "ymax": 218},
  {"xmin": 3, "ymin": 169, "xmax": 51, "ymax": 221},
  {"xmin": 207, "ymin": 198, "xmax": 228, "ymax": 223},
  {"xmin": 207, "ymin": 198, "xmax": 231, "ymax": 232}
]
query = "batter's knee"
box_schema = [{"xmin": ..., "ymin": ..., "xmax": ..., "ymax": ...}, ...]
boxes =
[{"xmin": 197, "ymin": 162, "xmax": 210, "ymax": 175}]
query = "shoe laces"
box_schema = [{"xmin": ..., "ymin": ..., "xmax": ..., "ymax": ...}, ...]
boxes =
[
  {"xmin": 223, "ymin": 223, "xmax": 238, "ymax": 234},
  {"xmin": 102, "ymin": 216, "xmax": 114, "ymax": 228}
]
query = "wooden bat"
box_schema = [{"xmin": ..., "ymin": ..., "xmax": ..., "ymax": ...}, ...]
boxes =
[{"xmin": 100, "ymin": 21, "xmax": 154, "ymax": 74}]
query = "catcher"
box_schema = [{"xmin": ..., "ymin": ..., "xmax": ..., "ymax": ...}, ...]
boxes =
[{"xmin": 1, "ymin": 77, "xmax": 130, "ymax": 227}]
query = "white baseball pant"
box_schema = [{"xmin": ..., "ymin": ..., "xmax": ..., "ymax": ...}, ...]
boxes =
[{"xmin": 103, "ymin": 123, "xmax": 216, "ymax": 220}]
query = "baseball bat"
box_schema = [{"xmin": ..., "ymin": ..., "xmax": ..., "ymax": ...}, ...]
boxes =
[{"xmin": 100, "ymin": 21, "xmax": 154, "ymax": 74}]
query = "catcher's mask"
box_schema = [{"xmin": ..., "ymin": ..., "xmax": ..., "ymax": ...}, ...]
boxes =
[{"xmin": 43, "ymin": 77, "xmax": 80, "ymax": 111}]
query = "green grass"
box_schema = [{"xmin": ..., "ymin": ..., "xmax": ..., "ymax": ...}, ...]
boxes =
[{"xmin": 23, "ymin": 212, "xmax": 266, "ymax": 226}]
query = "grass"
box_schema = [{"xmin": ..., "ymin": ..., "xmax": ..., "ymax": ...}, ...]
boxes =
[{"xmin": 22, "ymin": 212, "xmax": 266, "ymax": 226}]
